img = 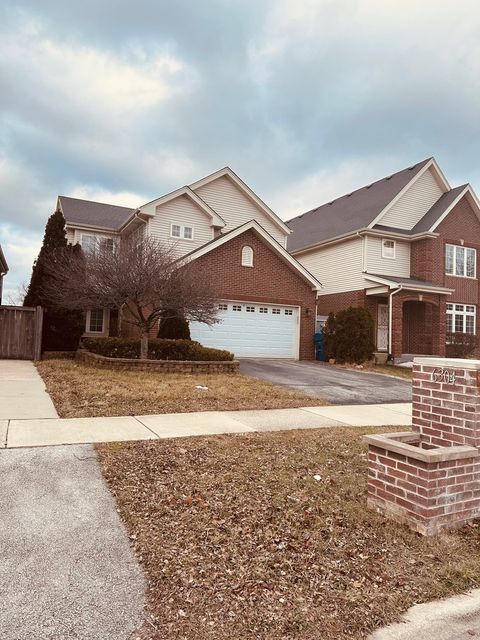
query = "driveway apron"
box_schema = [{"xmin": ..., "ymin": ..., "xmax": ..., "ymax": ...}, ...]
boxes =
[
  {"xmin": 240, "ymin": 359, "xmax": 412, "ymax": 405},
  {"xmin": 0, "ymin": 444, "xmax": 145, "ymax": 640}
]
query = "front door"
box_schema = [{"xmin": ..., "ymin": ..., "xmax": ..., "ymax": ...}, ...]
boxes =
[{"xmin": 377, "ymin": 304, "xmax": 389, "ymax": 351}]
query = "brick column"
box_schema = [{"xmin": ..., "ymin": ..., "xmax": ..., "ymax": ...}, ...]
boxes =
[
  {"xmin": 431, "ymin": 297, "xmax": 447, "ymax": 357},
  {"xmin": 412, "ymin": 358, "xmax": 480, "ymax": 448},
  {"xmin": 391, "ymin": 295, "xmax": 403, "ymax": 359}
]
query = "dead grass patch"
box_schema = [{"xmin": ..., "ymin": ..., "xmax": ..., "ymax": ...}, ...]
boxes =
[
  {"xmin": 36, "ymin": 359, "xmax": 324, "ymax": 418},
  {"xmin": 97, "ymin": 428, "xmax": 480, "ymax": 640},
  {"xmin": 336, "ymin": 362, "xmax": 412, "ymax": 380}
]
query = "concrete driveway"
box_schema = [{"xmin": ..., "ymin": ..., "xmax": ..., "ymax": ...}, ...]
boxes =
[
  {"xmin": 240, "ymin": 359, "xmax": 412, "ymax": 405},
  {"xmin": 0, "ymin": 445, "xmax": 145, "ymax": 639}
]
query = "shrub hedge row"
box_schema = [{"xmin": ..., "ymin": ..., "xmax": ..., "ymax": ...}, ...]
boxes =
[{"xmin": 82, "ymin": 337, "xmax": 234, "ymax": 362}]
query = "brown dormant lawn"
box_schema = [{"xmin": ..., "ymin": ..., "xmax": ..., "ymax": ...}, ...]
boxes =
[
  {"xmin": 36, "ymin": 359, "xmax": 324, "ymax": 418},
  {"xmin": 97, "ymin": 427, "xmax": 480, "ymax": 640}
]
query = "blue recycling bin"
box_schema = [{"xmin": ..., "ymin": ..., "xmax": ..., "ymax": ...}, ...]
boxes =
[{"xmin": 314, "ymin": 332, "xmax": 326, "ymax": 361}]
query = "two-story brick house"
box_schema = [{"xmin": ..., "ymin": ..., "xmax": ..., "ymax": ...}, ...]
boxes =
[
  {"xmin": 287, "ymin": 158, "xmax": 480, "ymax": 362},
  {"xmin": 58, "ymin": 167, "xmax": 321, "ymax": 359}
]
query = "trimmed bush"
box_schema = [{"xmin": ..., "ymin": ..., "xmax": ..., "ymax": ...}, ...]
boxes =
[
  {"xmin": 157, "ymin": 310, "xmax": 191, "ymax": 340},
  {"xmin": 82, "ymin": 337, "xmax": 234, "ymax": 361},
  {"xmin": 322, "ymin": 307, "xmax": 375, "ymax": 364}
]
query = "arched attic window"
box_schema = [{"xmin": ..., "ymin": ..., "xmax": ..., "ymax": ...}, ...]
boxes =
[{"xmin": 241, "ymin": 245, "xmax": 254, "ymax": 267}]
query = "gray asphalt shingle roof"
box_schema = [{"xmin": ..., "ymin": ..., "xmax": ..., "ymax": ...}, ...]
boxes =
[
  {"xmin": 58, "ymin": 196, "xmax": 135, "ymax": 231},
  {"xmin": 286, "ymin": 158, "xmax": 433, "ymax": 252},
  {"xmin": 365, "ymin": 273, "xmax": 453, "ymax": 292}
]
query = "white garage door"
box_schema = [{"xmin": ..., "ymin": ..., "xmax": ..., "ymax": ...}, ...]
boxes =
[{"xmin": 190, "ymin": 301, "xmax": 299, "ymax": 358}]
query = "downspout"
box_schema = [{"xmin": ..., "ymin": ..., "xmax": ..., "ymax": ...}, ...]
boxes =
[{"xmin": 388, "ymin": 286, "xmax": 402, "ymax": 359}]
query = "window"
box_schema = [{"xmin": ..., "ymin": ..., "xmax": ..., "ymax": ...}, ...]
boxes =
[
  {"xmin": 446, "ymin": 303, "xmax": 476, "ymax": 335},
  {"xmin": 259, "ymin": 307, "xmax": 268, "ymax": 314},
  {"xmin": 241, "ymin": 245, "xmax": 254, "ymax": 267},
  {"xmin": 272, "ymin": 308, "xmax": 280, "ymax": 315},
  {"xmin": 284, "ymin": 309, "xmax": 293, "ymax": 316},
  {"xmin": 218, "ymin": 303, "xmax": 228, "ymax": 311},
  {"xmin": 86, "ymin": 309, "xmax": 104, "ymax": 333},
  {"xmin": 445, "ymin": 244, "xmax": 476, "ymax": 278},
  {"xmin": 81, "ymin": 234, "xmax": 114, "ymax": 254},
  {"xmin": 170, "ymin": 224, "xmax": 194, "ymax": 240},
  {"xmin": 381, "ymin": 238, "xmax": 396, "ymax": 259},
  {"xmin": 232, "ymin": 305, "xmax": 242, "ymax": 311},
  {"xmin": 246, "ymin": 306, "xmax": 255, "ymax": 312}
]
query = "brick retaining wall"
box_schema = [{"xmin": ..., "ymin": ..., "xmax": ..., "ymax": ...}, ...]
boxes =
[{"xmin": 76, "ymin": 349, "xmax": 240, "ymax": 374}]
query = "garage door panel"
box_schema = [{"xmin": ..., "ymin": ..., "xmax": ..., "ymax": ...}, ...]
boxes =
[{"xmin": 190, "ymin": 301, "xmax": 298, "ymax": 358}]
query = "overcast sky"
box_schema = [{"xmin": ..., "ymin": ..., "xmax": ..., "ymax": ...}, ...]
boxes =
[{"xmin": 1, "ymin": 0, "xmax": 479, "ymax": 301}]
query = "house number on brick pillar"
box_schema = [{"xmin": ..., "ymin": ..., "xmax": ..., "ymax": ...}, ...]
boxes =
[{"xmin": 432, "ymin": 367, "xmax": 456, "ymax": 384}]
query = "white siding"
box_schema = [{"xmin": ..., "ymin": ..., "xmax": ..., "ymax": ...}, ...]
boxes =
[
  {"xmin": 148, "ymin": 194, "xmax": 214, "ymax": 256},
  {"xmin": 66, "ymin": 227, "xmax": 75, "ymax": 244},
  {"xmin": 296, "ymin": 238, "xmax": 365, "ymax": 295},
  {"xmin": 194, "ymin": 176, "xmax": 288, "ymax": 246},
  {"xmin": 365, "ymin": 236, "xmax": 410, "ymax": 278},
  {"xmin": 378, "ymin": 167, "xmax": 445, "ymax": 230}
]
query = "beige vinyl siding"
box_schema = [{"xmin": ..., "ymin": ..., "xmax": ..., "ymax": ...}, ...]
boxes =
[
  {"xmin": 378, "ymin": 168, "xmax": 445, "ymax": 230},
  {"xmin": 365, "ymin": 236, "xmax": 410, "ymax": 278},
  {"xmin": 66, "ymin": 227, "xmax": 75, "ymax": 244},
  {"xmin": 194, "ymin": 176, "xmax": 288, "ymax": 247},
  {"xmin": 296, "ymin": 238, "xmax": 365, "ymax": 295},
  {"xmin": 149, "ymin": 194, "xmax": 213, "ymax": 256}
]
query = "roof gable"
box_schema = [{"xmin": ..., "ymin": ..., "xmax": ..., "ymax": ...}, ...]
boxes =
[
  {"xmin": 190, "ymin": 167, "xmax": 291, "ymax": 235},
  {"xmin": 370, "ymin": 159, "xmax": 449, "ymax": 230},
  {"xmin": 137, "ymin": 186, "xmax": 225, "ymax": 228},
  {"xmin": 0, "ymin": 244, "xmax": 8, "ymax": 273},
  {"xmin": 182, "ymin": 220, "xmax": 321, "ymax": 290},
  {"xmin": 286, "ymin": 158, "xmax": 432, "ymax": 253}
]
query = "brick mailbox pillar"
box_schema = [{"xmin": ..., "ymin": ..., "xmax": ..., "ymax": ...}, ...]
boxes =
[{"xmin": 365, "ymin": 358, "xmax": 480, "ymax": 535}]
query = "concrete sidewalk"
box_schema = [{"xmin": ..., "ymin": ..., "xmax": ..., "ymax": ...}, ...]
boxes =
[
  {"xmin": 2, "ymin": 402, "xmax": 412, "ymax": 448},
  {"xmin": 0, "ymin": 359, "xmax": 58, "ymax": 420}
]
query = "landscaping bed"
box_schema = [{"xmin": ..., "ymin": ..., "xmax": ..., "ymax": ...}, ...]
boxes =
[
  {"xmin": 36, "ymin": 360, "xmax": 324, "ymax": 418},
  {"xmin": 97, "ymin": 427, "xmax": 480, "ymax": 640},
  {"xmin": 335, "ymin": 361, "xmax": 412, "ymax": 380}
]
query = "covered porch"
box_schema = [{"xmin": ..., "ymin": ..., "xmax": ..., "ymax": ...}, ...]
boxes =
[{"xmin": 364, "ymin": 274, "xmax": 454, "ymax": 363}]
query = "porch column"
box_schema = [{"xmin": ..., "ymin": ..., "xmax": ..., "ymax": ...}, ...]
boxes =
[
  {"xmin": 390, "ymin": 294, "xmax": 403, "ymax": 359},
  {"xmin": 432, "ymin": 296, "xmax": 447, "ymax": 357}
]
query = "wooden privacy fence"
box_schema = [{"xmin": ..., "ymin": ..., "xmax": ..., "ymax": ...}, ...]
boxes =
[{"xmin": 0, "ymin": 306, "xmax": 43, "ymax": 360}]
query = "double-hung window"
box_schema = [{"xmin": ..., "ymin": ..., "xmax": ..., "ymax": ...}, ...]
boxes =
[
  {"xmin": 81, "ymin": 234, "xmax": 114, "ymax": 254},
  {"xmin": 445, "ymin": 244, "xmax": 476, "ymax": 278},
  {"xmin": 381, "ymin": 238, "xmax": 396, "ymax": 259},
  {"xmin": 446, "ymin": 303, "xmax": 476, "ymax": 335},
  {"xmin": 170, "ymin": 224, "xmax": 194, "ymax": 240},
  {"xmin": 86, "ymin": 309, "xmax": 105, "ymax": 333}
]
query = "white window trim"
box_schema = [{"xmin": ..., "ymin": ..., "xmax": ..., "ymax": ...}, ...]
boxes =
[
  {"xmin": 381, "ymin": 238, "xmax": 396, "ymax": 259},
  {"xmin": 446, "ymin": 303, "xmax": 476, "ymax": 335},
  {"xmin": 241, "ymin": 245, "xmax": 254, "ymax": 267},
  {"xmin": 80, "ymin": 233, "xmax": 115, "ymax": 253},
  {"xmin": 170, "ymin": 223, "xmax": 195, "ymax": 241},
  {"xmin": 85, "ymin": 309, "xmax": 106, "ymax": 334},
  {"xmin": 445, "ymin": 243, "xmax": 477, "ymax": 279}
]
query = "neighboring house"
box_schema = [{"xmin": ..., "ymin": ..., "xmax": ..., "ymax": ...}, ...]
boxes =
[
  {"xmin": 287, "ymin": 157, "xmax": 480, "ymax": 362},
  {"xmin": 0, "ymin": 244, "xmax": 8, "ymax": 304},
  {"xmin": 58, "ymin": 167, "xmax": 321, "ymax": 359}
]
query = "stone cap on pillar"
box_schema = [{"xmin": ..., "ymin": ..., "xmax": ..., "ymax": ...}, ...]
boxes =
[{"xmin": 414, "ymin": 357, "xmax": 480, "ymax": 369}]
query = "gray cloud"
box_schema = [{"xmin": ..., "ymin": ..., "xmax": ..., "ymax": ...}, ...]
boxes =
[{"xmin": 1, "ymin": 0, "xmax": 479, "ymax": 298}]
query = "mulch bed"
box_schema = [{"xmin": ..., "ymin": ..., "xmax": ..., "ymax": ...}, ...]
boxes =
[{"xmin": 97, "ymin": 428, "xmax": 480, "ymax": 639}]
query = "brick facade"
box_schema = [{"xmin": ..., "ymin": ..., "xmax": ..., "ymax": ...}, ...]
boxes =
[
  {"xmin": 192, "ymin": 229, "xmax": 317, "ymax": 359},
  {"xmin": 366, "ymin": 357, "xmax": 480, "ymax": 535}
]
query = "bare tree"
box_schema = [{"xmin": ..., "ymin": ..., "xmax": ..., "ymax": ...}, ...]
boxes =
[{"xmin": 41, "ymin": 236, "xmax": 220, "ymax": 358}]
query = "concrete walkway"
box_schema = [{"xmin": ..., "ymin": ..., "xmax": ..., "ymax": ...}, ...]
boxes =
[
  {"xmin": 369, "ymin": 588, "xmax": 480, "ymax": 639},
  {"xmin": 0, "ymin": 360, "xmax": 58, "ymax": 419},
  {"xmin": 2, "ymin": 403, "xmax": 412, "ymax": 448},
  {"xmin": 0, "ymin": 444, "xmax": 145, "ymax": 639}
]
